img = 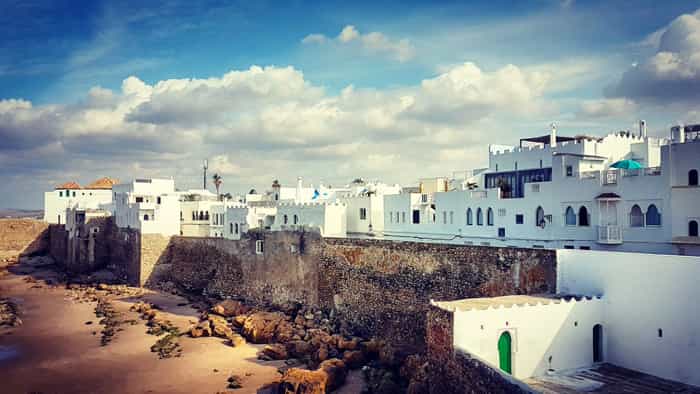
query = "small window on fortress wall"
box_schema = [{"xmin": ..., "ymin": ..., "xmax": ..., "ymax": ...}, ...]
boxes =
[
  {"xmin": 255, "ymin": 240, "xmax": 264, "ymax": 254},
  {"xmin": 359, "ymin": 208, "xmax": 367, "ymax": 220}
]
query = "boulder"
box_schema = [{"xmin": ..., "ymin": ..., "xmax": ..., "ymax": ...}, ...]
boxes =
[
  {"xmin": 211, "ymin": 299, "xmax": 249, "ymax": 317},
  {"xmin": 261, "ymin": 343, "xmax": 289, "ymax": 360},
  {"xmin": 242, "ymin": 312, "xmax": 285, "ymax": 344},
  {"xmin": 189, "ymin": 321, "xmax": 212, "ymax": 338},
  {"xmin": 286, "ymin": 340, "xmax": 315, "ymax": 358},
  {"xmin": 342, "ymin": 350, "xmax": 365, "ymax": 369},
  {"xmin": 275, "ymin": 320, "xmax": 295, "ymax": 343},
  {"xmin": 232, "ymin": 314, "xmax": 248, "ymax": 328},
  {"xmin": 278, "ymin": 358, "xmax": 347, "ymax": 394}
]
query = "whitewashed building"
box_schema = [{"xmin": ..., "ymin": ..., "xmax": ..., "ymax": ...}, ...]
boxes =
[
  {"xmin": 178, "ymin": 189, "xmax": 226, "ymax": 237},
  {"xmin": 383, "ymin": 123, "xmax": 700, "ymax": 256},
  {"xmin": 338, "ymin": 181, "xmax": 402, "ymax": 235},
  {"xmin": 113, "ymin": 178, "xmax": 180, "ymax": 236},
  {"xmin": 433, "ymin": 249, "xmax": 700, "ymax": 387},
  {"xmin": 43, "ymin": 177, "xmax": 117, "ymax": 224},
  {"xmin": 271, "ymin": 202, "xmax": 347, "ymax": 237}
]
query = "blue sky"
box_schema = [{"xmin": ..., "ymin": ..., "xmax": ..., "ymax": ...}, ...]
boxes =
[{"xmin": 1, "ymin": 0, "xmax": 700, "ymax": 208}]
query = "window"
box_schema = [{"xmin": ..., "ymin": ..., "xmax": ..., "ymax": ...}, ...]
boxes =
[
  {"xmin": 564, "ymin": 245, "xmax": 575, "ymax": 249},
  {"xmin": 487, "ymin": 208, "xmax": 494, "ymax": 226},
  {"xmin": 192, "ymin": 212, "xmax": 196, "ymax": 221},
  {"xmin": 389, "ymin": 211, "xmax": 393, "ymax": 223},
  {"xmin": 565, "ymin": 206, "xmax": 576, "ymax": 226},
  {"xmin": 144, "ymin": 214, "xmax": 149, "ymax": 221},
  {"xmin": 136, "ymin": 197, "xmax": 144, "ymax": 203},
  {"xmin": 255, "ymin": 240, "xmax": 264, "ymax": 254},
  {"xmin": 646, "ymin": 204, "xmax": 661, "ymax": 226},
  {"xmin": 630, "ymin": 204, "xmax": 644, "ymax": 227},
  {"xmin": 539, "ymin": 159, "xmax": 543, "ymax": 168},
  {"xmin": 235, "ymin": 223, "xmax": 239, "ymax": 234},
  {"xmin": 57, "ymin": 214, "xmax": 61, "ymax": 224},
  {"xmin": 466, "ymin": 208, "xmax": 473, "ymax": 225},
  {"xmin": 180, "ymin": 211, "xmax": 183, "ymax": 221},
  {"xmin": 514, "ymin": 161, "xmax": 518, "ymax": 170},
  {"xmin": 360, "ymin": 208, "xmax": 367, "ymax": 220},
  {"xmin": 477, "ymin": 208, "xmax": 483, "ymax": 226},
  {"xmin": 230, "ymin": 223, "xmax": 233, "ymax": 234},
  {"xmin": 515, "ymin": 214, "xmax": 524, "ymax": 224},
  {"xmin": 658, "ymin": 329, "xmax": 663, "ymax": 338},
  {"xmin": 157, "ymin": 196, "xmax": 161, "ymax": 204},
  {"xmin": 449, "ymin": 211, "xmax": 454, "ymax": 224},
  {"xmin": 578, "ymin": 206, "xmax": 589, "ymax": 226},
  {"xmin": 401, "ymin": 212, "xmax": 406, "ymax": 223},
  {"xmin": 498, "ymin": 208, "xmax": 506, "ymax": 217},
  {"xmin": 442, "ymin": 211, "xmax": 447, "ymax": 224},
  {"xmin": 59, "ymin": 191, "xmax": 63, "ymax": 197},
  {"xmin": 498, "ymin": 227, "xmax": 506, "ymax": 237},
  {"xmin": 579, "ymin": 246, "xmax": 591, "ymax": 250},
  {"xmin": 72, "ymin": 191, "xmax": 76, "ymax": 197},
  {"xmin": 535, "ymin": 206, "xmax": 545, "ymax": 227},
  {"xmin": 689, "ymin": 169, "xmax": 699, "ymax": 186},
  {"xmin": 293, "ymin": 215, "xmax": 298, "ymax": 224},
  {"xmin": 283, "ymin": 214, "xmax": 288, "ymax": 224},
  {"xmin": 690, "ymin": 220, "xmax": 699, "ymax": 237},
  {"xmin": 566, "ymin": 165, "xmax": 573, "ymax": 177},
  {"xmin": 205, "ymin": 211, "xmax": 209, "ymax": 221},
  {"xmin": 412, "ymin": 210, "xmax": 420, "ymax": 224},
  {"xmin": 495, "ymin": 164, "xmax": 499, "ymax": 171}
]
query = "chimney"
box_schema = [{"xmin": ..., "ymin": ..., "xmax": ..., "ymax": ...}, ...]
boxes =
[
  {"xmin": 550, "ymin": 123, "xmax": 557, "ymax": 148},
  {"xmin": 639, "ymin": 120, "xmax": 647, "ymax": 138},
  {"xmin": 296, "ymin": 177, "xmax": 303, "ymax": 202}
]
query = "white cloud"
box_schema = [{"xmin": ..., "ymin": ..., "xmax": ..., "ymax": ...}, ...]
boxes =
[
  {"xmin": 578, "ymin": 98, "xmax": 638, "ymax": 118},
  {"xmin": 608, "ymin": 9, "xmax": 700, "ymax": 103},
  {"xmin": 302, "ymin": 25, "xmax": 416, "ymax": 62},
  {"xmin": 0, "ymin": 61, "xmax": 559, "ymax": 207}
]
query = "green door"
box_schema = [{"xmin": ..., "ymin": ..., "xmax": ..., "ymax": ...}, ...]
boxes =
[{"xmin": 498, "ymin": 331, "xmax": 512, "ymax": 374}]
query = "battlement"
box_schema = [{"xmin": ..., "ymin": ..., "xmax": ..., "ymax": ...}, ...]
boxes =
[{"xmin": 430, "ymin": 294, "xmax": 603, "ymax": 313}]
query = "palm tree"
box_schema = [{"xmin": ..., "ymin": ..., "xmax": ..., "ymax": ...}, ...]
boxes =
[{"xmin": 212, "ymin": 173, "xmax": 223, "ymax": 199}]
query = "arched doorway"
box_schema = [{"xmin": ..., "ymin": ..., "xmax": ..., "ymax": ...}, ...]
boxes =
[
  {"xmin": 593, "ymin": 324, "xmax": 603, "ymax": 363},
  {"xmin": 498, "ymin": 331, "xmax": 512, "ymax": 374}
]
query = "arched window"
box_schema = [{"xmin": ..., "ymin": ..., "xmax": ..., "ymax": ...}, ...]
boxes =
[
  {"xmin": 690, "ymin": 220, "xmax": 699, "ymax": 237},
  {"xmin": 199, "ymin": 211, "xmax": 204, "ymax": 220},
  {"xmin": 487, "ymin": 208, "xmax": 494, "ymax": 226},
  {"xmin": 565, "ymin": 206, "xmax": 576, "ymax": 226},
  {"xmin": 476, "ymin": 208, "xmax": 483, "ymax": 226},
  {"xmin": 689, "ymin": 169, "xmax": 699, "ymax": 186},
  {"xmin": 466, "ymin": 208, "xmax": 473, "ymax": 225},
  {"xmin": 293, "ymin": 214, "xmax": 298, "ymax": 224},
  {"xmin": 143, "ymin": 214, "xmax": 149, "ymax": 221},
  {"xmin": 578, "ymin": 206, "xmax": 589, "ymax": 226},
  {"xmin": 646, "ymin": 204, "xmax": 661, "ymax": 226},
  {"xmin": 205, "ymin": 211, "xmax": 209, "ymax": 221},
  {"xmin": 630, "ymin": 204, "xmax": 644, "ymax": 227},
  {"xmin": 535, "ymin": 206, "xmax": 545, "ymax": 227},
  {"xmin": 283, "ymin": 214, "xmax": 288, "ymax": 224}
]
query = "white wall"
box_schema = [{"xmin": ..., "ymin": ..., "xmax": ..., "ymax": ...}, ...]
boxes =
[
  {"xmin": 272, "ymin": 202, "xmax": 347, "ymax": 237},
  {"xmin": 557, "ymin": 249, "xmax": 700, "ymax": 386},
  {"xmin": 44, "ymin": 189, "xmax": 113, "ymax": 224},
  {"xmin": 449, "ymin": 297, "xmax": 604, "ymax": 379}
]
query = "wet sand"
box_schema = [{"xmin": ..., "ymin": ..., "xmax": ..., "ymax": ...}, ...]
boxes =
[{"xmin": 0, "ymin": 266, "xmax": 285, "ymax": 394}]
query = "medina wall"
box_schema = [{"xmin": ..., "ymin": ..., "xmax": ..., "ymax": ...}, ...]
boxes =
[
  {"xmin": 557, "ymin": 249, "xmax": 700, "ymax": 387},
  {"xmin": 318, "ymin": 238, "xmax": 556, "ymax": 349},
  {"xmin": 137, "ymin": 232, "xmax": 556, "ymax": 350}
]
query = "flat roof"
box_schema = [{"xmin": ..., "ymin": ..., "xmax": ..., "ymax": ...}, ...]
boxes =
[
  {"xmin": 520, "ymin": 135, "xmax": 578, "ymax": 145},
  {"xmin": 432, "ymin": 294, "xmax": 599, "ymax": 312}
]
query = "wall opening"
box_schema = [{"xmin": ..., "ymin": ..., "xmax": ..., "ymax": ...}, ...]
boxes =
[
  {"xmin": 593, "ymin": 324, "xmax": 603, "ymax": 363},
  {"xmin": 690, "ymin": 220, "xmax": 699, "ymax": 237},
  {"xmin": 689, "ymin": 169, "xmax": 698, "ymax": 186},
  {"xmin": 498, "ymin": 331, "xmax": 512, "ymax": 374}
]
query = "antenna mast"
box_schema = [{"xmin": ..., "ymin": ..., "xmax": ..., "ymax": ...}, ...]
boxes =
[{"xmin": 203, "ymin": 159, "xmax": 208, "ymax": 190}]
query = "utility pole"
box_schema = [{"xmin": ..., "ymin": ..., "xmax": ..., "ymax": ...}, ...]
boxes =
[{"xmin": 203, "ymin": 159, "xmax": 208, "ymax": 190}]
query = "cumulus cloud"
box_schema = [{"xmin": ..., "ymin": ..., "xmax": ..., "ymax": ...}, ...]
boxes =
[
  {"xmin": 607, "ymin": 9, "xmax": 700, "ymax": 103},
  {"xmin": 302, "ymin": 25, "xmax": 416, "ymax": 62},
  {"xmin": 578, "ymin": 98, "xmax": 638, "ymax": 118},
  {"xmin": 0, "ymin": 62, "xmax": 557, "ymax": 208}
]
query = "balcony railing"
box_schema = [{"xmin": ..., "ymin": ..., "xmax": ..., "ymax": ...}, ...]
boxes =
[{"xmin": 597, "ymin": 225, "xmax": 622, "ymax": 244}]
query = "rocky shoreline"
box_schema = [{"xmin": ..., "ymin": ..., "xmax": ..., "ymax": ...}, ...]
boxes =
[{"xmin": 0, "ymin": 253, "xmax": 429, "ymax": 393}]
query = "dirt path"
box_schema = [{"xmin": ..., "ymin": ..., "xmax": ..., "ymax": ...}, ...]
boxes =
[{"xmin": 0, "ymin": 266, "xmax": 285, "ymax": 394}]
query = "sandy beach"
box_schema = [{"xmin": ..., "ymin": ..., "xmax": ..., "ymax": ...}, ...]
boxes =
[{"xmin": 0, "ymin": 264, "xmax": 286, "ymax": 394}]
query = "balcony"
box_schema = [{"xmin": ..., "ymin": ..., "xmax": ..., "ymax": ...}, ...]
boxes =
[{"xmin": 597, "ymin": 225, "xmax": 622, "ymax": 244}]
